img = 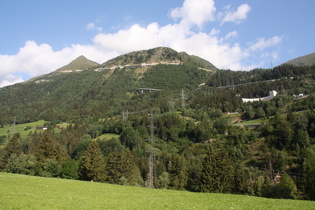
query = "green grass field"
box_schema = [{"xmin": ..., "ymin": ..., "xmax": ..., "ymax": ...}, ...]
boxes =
[
  {"xmin": 1, "ymin": 173, "xmax": 314, "ymax": 209},
  {"xmin": 235, "ymin": 118, "xmax": 264, "ymax": 126},
  {"xmin": 0, "ymin": 120, "xmax": 46, "ymax": 137},
  {"xmin": 93, "ymin": 133, "xmax": 120, "ymax": 141},
  {"xmin": 0, "ymin": 120, "xmax": 68, "ymax": 149}
]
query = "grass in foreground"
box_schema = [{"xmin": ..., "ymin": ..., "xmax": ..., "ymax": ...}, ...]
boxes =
[{"xmin": 1, "ymin": 173, "xmax": 314, "ymax": 209}]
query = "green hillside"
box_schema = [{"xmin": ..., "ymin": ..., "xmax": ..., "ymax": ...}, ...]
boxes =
[
  {"xmin": 1, "ymin": 173, "xmax": 314, "ymax": 210},
  {"xmin": 284, "ymin": 52, "xmax": 315, "ymax": 66},
  {"xmin": 55, "ymin": 55, "xmax": 99, "ymax": 72}
]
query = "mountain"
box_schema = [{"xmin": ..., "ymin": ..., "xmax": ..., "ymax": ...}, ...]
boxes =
[
  {"xmin": 25, "ymin": 55, "xmax": 99, "ymax": 83},
  {"xmin": 283, "ymin": 52, "xmax": 315, "ymax": 66},
  {"xmin": 0, "ymin": 47, "xmax": 216, "ymax": 124},
  {"xmin": 55, "ymin": 55, "xmax": 99, "ymax": 73}
]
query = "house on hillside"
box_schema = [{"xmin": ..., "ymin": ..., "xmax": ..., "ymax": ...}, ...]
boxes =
[
  {"xmin": 36, "ymin": 126, "xmax": 48, "ymax": 130},
  {"xmin": 242, "ymin": 90, "xmax": 277, "ymax": 103}
]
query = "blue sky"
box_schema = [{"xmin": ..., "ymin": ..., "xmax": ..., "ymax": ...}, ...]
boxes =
[{"xmin": 0, "ymin": 0, "xmax": 314, "ymax": 87}]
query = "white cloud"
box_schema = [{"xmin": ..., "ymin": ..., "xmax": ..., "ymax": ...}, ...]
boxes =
[
  {"xmin": 86, "ymin": 22, "xmax": 103, "ymax": 32},
  {"xmin": 0, "ymin": 0, "xmax": 283, "ymax": 87},
  {"xmin": 223, "ymin": 31, "xmax": 238, "ymax": 41},
  {"xmin": 220, "ymin": 4, "xmax": 251, "ymax": 25},
  {"xmin": 0, "ymin": 75, "xmax": 24, "ymax": 88},
  {"xmin": 170, "ymin": 0, "xmax": 216, "ymax": 28},
  {"xmin": 248, "ymin": 36, "xmax": 283, "ymax": 51}
]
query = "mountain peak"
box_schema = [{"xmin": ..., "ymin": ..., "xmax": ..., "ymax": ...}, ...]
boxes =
[{"xmin": 55, "ymin": 55, "xmax": 99, "ymax": 72}]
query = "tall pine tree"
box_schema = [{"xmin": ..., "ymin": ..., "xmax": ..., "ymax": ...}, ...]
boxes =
[
  {"xmin": 0, "ymin": 135, "xmax": 22, "ymax": 170},
  {"xmin": 200, "ymin": 146, "xmax": 233, "ymax": 193},
  {"xmin": 80, "ymin": 141, "xmax": 106, "ymax": 182},
  {"xmin": 168, "ymin": 154, "xmax": 188, "ymax": 190}
]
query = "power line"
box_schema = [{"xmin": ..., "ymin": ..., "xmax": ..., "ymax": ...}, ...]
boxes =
[
  {"xmin": 10, "ymin": 117, "xmax": 17, "ymax": 136},
  {"xmin": 181, "ymin": 89, "xmax": 185, "ymax": 109},
  {"xmin": 146, "ymin": 113, "xmax": 156, "ymax": 188}
]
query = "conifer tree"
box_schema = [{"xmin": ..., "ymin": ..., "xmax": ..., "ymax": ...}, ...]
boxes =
[
  {"xmin": 36, "ymin": 132, "xmax": 57, "ymax": 163},
  {"xmin": 200, "ymin": 146, "xmax": 233, "ymax": 193},
  {"xmin": 168, "ymin": 154, "xmax": 188, "ymax": 190},
  {"xmin": 232, "ymin": 164, "xmax": 249, "ymax": 194},
  {"xmin": 80, "ymin": 140, "xmax": 106, "ymax": 182},
  {"xmin": 106, "ymin": 148, "xmax": 124, "ymax": 184},
  {"xmin": 0, "ymin": 135, "xmax": 22, "ymax": 170},
  {"xmin": 106, "ymin": 149, "xmax": 142, "ymax": 185}
]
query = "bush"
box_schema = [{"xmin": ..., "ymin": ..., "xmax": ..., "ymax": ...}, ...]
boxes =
[
  {"xmin": 61, "ymin": 159, "xmax": 79, "ymax": 180},
  {"xmin": 263, "ymin": 173, "xmax": 297, "ymax": 199},
  {"xmin": 5, "ymin": 154, "xmax": 38, "ymax": 176}
]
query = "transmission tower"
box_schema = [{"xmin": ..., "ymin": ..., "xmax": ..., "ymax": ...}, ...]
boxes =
[
  {"xmin": 10, "ymin": 117, "xmax": 17, "ymax": 136},
  {"xmin": 146, "ymin": 113, "xmax": 155, "ymax": 188},
  {"xmin": 122, "ymin": 109, "xmax": 129, "ymax": 121},
  {"xmin": 168, "ymin": 93, "xmax": 175, "ymax": 113},
  {"xmin": 181, "ymin": 89, "xmax": 185, "ymax": 109}
]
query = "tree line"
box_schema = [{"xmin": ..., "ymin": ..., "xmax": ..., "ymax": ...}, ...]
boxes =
[{"xmin": 1, "ymin": 108, "xmax": 315, "ymax": 200}]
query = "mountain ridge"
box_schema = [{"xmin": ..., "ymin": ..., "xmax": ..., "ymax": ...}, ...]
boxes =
[
  {"xmin": 283, "ymin": 52, "xmax": 315, "ymax": 66},
  {"xmin": 25, "ymin": 47, "xmax": 217, "ymax": 84},
  {"xmin": 100, "ymin": 47, "xmax": 217, "ymax": 71}
]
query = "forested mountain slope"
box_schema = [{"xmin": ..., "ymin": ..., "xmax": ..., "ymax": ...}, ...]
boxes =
[{"xmin": 0, "ymin": 47, "xmax": 214, "ymax": 124}]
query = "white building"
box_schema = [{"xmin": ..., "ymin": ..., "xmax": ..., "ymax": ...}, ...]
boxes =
[{"xmin": 242, "ymin": 90, "xmax": 277, "ymax": 103}]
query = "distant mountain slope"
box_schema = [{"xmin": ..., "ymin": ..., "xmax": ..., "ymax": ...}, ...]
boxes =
[
  {"xmin": 283, "ymin": 52, "xmax": 315, "ymax": 66},
  {"xmin": 55, "ymin": 55, "xmax": 99, "ymax": 72}
]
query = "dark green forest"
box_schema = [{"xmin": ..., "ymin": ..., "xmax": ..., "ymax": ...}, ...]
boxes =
[{"xmin": 1, "ymin": 48, "xmax": 315, "ymax": 200}]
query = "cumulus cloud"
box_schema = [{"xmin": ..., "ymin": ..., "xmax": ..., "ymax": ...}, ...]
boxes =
[
  {"xmin": 0, "ymin": 0, "xmax": 282, "ymax": 87},
  {"xmin": 220, "ymin": 4, "xmax": 251, "ymax": 25},
  {"xmin": 0, "ymin": 75, "xmax": 24, "ymax": 88},
  {"xmin": 248, "ymin": 36, "xmax": 283, "ymax": 51},
  {"xmin": 170, "ymin": 0, "xmax": 216, "ymax": 28}
]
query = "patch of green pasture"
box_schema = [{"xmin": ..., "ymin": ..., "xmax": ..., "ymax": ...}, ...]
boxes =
[
  {"xmin": 0, "ymin": 120, "xmax": 48, "ymax": 139},
  {"xmin": 0, "ymin": 120, "xmax": 65, "ymax": 148},
  {"xmin": 1, "ymin": 173, "xmax": 314, "ymax": 210},
  {"xmin": 236, "ymin": 118, "xmax": 264, "ymax": 126},
  {"xmin": 56, "ymin": 122, "xmax": 70, "ymax": 129},
  {"xmin": 94, "ymin": 133, "xmax": 120, "ymax": 141}
]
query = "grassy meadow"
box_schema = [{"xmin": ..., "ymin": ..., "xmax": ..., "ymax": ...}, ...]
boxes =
[
  {"xmin": 93, "ymin": 133, "xmax": 120, "ymax": 141},
  {"xmin": 1, "ymin": 173, "xmax": 314, "ymax": 209},
  {"xmin": 0, "ymin": 120, "xmax": 70, "ymax": 148}
]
